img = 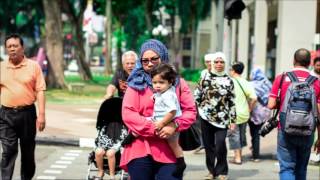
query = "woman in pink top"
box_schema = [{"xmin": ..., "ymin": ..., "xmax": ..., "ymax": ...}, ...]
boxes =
[{"xmin": 120, "ymin": 39, "xmax": 196, "ymax": 180}]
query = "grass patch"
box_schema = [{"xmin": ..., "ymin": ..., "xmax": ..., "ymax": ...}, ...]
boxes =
[{"xmin": 46, "ymin": 74, "xmax": 112, "ymax": 104}]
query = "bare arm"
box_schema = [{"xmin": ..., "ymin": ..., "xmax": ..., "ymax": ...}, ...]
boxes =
[
  {"xmin": 36, "ymin": 90, "xmax": 46, "ymax": 131},
  {"xmin": 104, "ymin": 84, "xmax": 117, "ymax": 99},
  {"xmin": 249, "ymin": 98, "xmax": 257, "ymax": 112},
  {"xmin": 267, "ymin": 97, "xmax": 277, "ymax": 109},
  {"xmin": 155, "ymin": 110, "xmax": 176, "ymax": 130}
]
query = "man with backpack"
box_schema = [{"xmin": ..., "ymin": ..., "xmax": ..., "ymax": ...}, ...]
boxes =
[{"xmin": 268, "ymin": 48, "xmax": 320, "ymax": 180}]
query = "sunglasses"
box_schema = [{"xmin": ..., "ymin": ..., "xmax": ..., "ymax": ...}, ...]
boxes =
[
  {"xmin": 214, "ymin": 61, "xmax": 225, "ymax": 64},
  {"xmin": 141, "ymin": 56, "xmax": 160, "ymax": 65}
]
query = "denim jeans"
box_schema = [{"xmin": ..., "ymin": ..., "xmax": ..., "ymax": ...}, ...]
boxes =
[
  {"xmin": 277, "ymin": 130, "xmax": 314, "ymax": 180},
  {"xmin": 249, "ymin": 120, "xmax": 262, "ymax": 159},
  {"xmin": 127, "ymin": 156, "xmax": 181, "ymax": 180}
]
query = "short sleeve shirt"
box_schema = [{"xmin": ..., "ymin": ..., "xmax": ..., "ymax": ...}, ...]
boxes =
[
  {"xmin": 269, "ymin": 68, "xmax": 320, "ymax": 111},
  {"xmin": 153, "ymin": 86, "xmax": 182, "ymax": 121},
  {"xmin": 110, "ymin": 69, "xmax": 129, "ymax": 98},
  {"xmin": 233, "ymin": 77, "xmax": 257, "ymax": 124},
  {"xmin": 0, "ymin": 58, "xmax": 46, "ymax": 107}
]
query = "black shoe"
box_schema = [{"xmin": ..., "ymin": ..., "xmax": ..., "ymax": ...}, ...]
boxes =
[
  {"xmin": 172, "ymin": 157, "xmax": 186, "ymax": 178},
  {"xmin": 121, "ymin": 133, "xmax": 136, "ymax": 146}
]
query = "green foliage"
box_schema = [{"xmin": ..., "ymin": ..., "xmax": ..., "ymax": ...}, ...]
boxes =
[
  {"xmin": 123, "ymin": 5, "xmax": 151, "ymax": 51},
  {"xmin": 177, "ymin": 0, "xmax": 211, "ymax": 34},
  {"xmin": 0, "ymin": 0, "xmax": 44, "ymax": 37},
  {"xmin": 180, "ymin": 68, "xmax": 201, "ymax": 82}
]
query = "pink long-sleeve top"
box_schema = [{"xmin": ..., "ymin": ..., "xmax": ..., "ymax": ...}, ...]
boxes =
[{"xmin": 120, "ymin": 78, "xmax": 197, "ymax": 171}]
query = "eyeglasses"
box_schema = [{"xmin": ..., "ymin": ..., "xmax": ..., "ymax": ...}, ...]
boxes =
[
  {"xmin": 141, "ymin": 56, "xmax": 160, "ymax": 65},
  {"xmin": 214, "ymin": 61, "xmax": 225, "ymax": 64}
]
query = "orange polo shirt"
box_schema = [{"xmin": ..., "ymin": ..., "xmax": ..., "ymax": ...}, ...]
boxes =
[{"xmin": 0, "ymin": 57, "xmax": 46, "ymax": 107}]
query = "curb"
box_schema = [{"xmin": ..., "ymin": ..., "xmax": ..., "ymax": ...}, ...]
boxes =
[{"xmin": 36, "ymin": 137, "xmax": 95, "ymax": 148}]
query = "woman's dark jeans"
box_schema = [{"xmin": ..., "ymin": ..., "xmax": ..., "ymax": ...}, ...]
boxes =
[
  {"xmin": 248, "ymin": 120, "xmax": 263, "ymax": 159},
  {"xmin": 127, "ymin": 156, "xmax": 181, "ymax": 180}
]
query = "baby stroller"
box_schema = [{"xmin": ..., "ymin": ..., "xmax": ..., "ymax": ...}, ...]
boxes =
[{"xmin": 86, "ymin": 97, "xmax": 129, "ymax": 180}]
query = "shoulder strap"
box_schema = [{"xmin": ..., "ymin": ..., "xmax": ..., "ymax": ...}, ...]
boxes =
[
  {"xmin": 305, "ymin": 75, "xmax": 317, "ymax": 85},
  {"xmin": 287, "ymin": 71, "xmax": 299, "ymax": 82},
  {"xmin": 274, "ymin": 72, "xmax": 286, "ymax": 116},
  {"xmin": 234, "ymin": 78, "xmax": 247, "ymax": 99}
]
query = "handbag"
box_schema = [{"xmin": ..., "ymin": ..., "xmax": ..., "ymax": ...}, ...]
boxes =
[
  {"xmin": 177, "ymin": 82, "xmax": 201, "ymax": 151},
  {"xmin": 179, "ymin": 122, "xmax": 201, "ymax": 151}
]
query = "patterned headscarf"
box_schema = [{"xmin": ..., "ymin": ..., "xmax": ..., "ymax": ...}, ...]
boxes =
[
  {"xmin": 250, "ymin": 67, "xmax": 272, "ymax": 106},
  {"xmin": 127, "ymin": 39, "xmax": 170, "ymax": 91}
]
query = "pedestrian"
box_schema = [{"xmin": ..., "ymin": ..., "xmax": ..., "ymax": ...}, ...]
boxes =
[
  {"xmin": 268, "ymin": 48, "xmax": 320, "ymax": 180},
  {"xmin": 122, "ymin": 63, "xmax": 187, "ymax": 177},
  {"xmin": 194, "ymin": 53, "xmax": 215, "ymax": 154},
  {"xmin": 0, "ymin": 34, "xmax": 46, "ymax": 180},
  {"xmin": 95, "ymin": 50, "xmax": 137, "ymax": 179},
  {"xmin": 104, "ymin": 50, "xmax": 137, "ymax": 99},
  {"xmin": 228, "ymin": 62, "xmax": 257, "ymax": 165},
  {"xmin": 120, "ymin": 39, "xmax": 197, "ymax": 180},
  {"xmin": 200, "ymin": 53, "xmax": 215, "ymax": 79},
  {"xmin": 194, "ymin": 52, "xmax": 236, "ymax": 180},
  {"xmin": 248, "ymin": 67, "xmax": 272, "ymax": 162},
  {"xmin": 311, "ymin": 57, "xmax": 320, "ymax": 79}
]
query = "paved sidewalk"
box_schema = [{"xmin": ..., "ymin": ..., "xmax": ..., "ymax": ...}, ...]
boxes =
[{"xmin": 36, "ymin": 102, "xmax": 319, "ymax": 179}]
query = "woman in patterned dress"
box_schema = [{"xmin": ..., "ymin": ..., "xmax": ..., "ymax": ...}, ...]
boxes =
[{"xmin": 194, "ymin": 52, "xmax": 236, "ymax": 180}]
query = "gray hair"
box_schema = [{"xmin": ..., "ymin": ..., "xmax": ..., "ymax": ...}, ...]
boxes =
[{"xmin": 122, "ymin": 50, "xmax": 138, "ymax": 64}]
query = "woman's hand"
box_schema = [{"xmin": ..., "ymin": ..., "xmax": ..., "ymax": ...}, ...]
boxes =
[
  {"xmin": 314, "ymin": 139, "xmax": 320, "ymax": 154},
  {"xmin": 157, "ymin": 122, "xmax": 176, "ymax": 139}
]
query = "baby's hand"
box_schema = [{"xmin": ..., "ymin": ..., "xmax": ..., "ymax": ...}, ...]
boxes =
[{"xmin": 154, "ymin": 121, "xmax": 164, "ymax": 131}]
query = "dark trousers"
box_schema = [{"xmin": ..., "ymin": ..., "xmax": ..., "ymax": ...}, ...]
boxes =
[
  {"xmin": 127, "ymin": 156, "xmax": 181, "ymax": 180},
  {"xmin": 201, "ymin": 118, "xmax": 228, "ymax": 177},
  {"xmin": 248, "ymin": 120, "xmax": 262, "ymax": 159},
  {"xmin": 0, "ymin": 105, "xmax": 37, "ymax": 180}
]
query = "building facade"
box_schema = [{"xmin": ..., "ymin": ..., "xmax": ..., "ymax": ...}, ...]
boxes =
[{"xmin": 169, "ymin": 0, "xmax": 320, "ymax": 79}]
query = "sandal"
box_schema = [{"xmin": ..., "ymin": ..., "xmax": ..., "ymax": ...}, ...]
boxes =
[{"xmin": 229, "ymin": 159, "xmax": 242, "ymax": 165}]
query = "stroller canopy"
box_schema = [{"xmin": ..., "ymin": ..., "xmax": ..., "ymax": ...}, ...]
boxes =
[{"xmin": 96, "ymin": 97, "xmax": 123, "ymax": 130}]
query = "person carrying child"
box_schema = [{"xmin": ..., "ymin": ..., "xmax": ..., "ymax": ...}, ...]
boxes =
[{"xmin": 122, "ymin": 63, "xmax": 186, "ymax": 177}]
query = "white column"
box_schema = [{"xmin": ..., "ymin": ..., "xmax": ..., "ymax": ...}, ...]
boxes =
[
  {"xmin": 231, "ymin": 20, "xmax": 237, "ymax": 64},
  {"xmin": 276, "ymin": 0, "xmax": 317, "ymax": 74},
  {"xmin": 238, "ymin": 9, "xmax": 250, "ymax": 78},
  {"xmin": 223, "ymin": 20, "xmax": 232, "ymax": 70},
  {"xmin": 253, "ymin": 0, "xmax": 268, "ymax": 71},
  {"xmin": 210, "ymin": 1, "xmax": 217, "ymax": 52}
]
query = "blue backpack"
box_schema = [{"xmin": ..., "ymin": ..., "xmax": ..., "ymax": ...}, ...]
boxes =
[{"xmin": 280, "ymin": 72, "xmax": 318, "ymax": 136}]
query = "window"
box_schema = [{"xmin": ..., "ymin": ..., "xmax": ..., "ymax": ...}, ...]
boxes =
[
  {"xmin": 182, "ymin": 37, "xmax": 191, "ymax": 50},
  {"xmin": 182, "ymin": 56, "xmax": 191, "ymax": 68}
]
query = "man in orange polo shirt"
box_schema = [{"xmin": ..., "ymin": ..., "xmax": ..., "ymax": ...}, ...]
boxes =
[{"xmin": 0, "ymin": 34, "xmax": 46, "ymax": 180}]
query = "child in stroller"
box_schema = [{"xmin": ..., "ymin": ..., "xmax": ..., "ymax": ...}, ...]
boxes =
[{"xmin": 87, "ymin": 97, "xmax": 128, "ymax": 180}]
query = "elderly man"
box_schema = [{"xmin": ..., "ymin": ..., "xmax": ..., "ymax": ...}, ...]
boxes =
[
  {"xmin": 0, "ymin": 34, "xmax": 46, "ymax": 180},
  {"xmin": 104, "ymin": 50, "xmax": 137, "ymax": 99}
]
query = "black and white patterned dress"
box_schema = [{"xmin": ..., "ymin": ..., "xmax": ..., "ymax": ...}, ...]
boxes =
[{"xmin": 95, "ymin": 123, "xmax": 128, "ymax": 152}]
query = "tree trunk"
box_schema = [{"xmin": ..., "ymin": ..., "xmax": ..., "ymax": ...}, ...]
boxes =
[
  {"xmin": 42, "ymin": 0, "xmax": 66, "ymax": 88},
  {"xmin": 169, "ymin": 13, "xmax": 182, "ymax": 72},
  {"xmin": 74, "ymin": 17, "xmax": 92, "ymax": 81},
  {"xmin": 104, "ymin": 0, "xmax": 112, "ymax": 75},
  {"xmin": 191, "ymin": 17, "xmax": 197, "ymax": 69},
  {"xmin": 144, "ymin": 0, "xmax": 154, "ymax": 32}
]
